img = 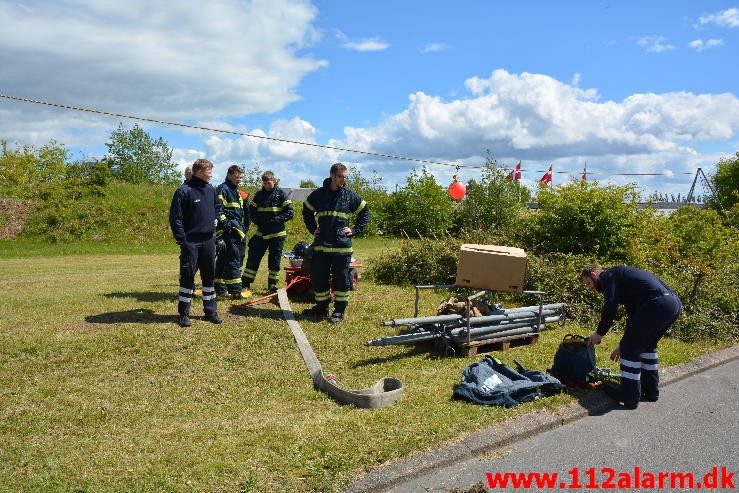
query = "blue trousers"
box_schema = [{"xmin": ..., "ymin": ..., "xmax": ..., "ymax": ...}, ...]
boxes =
[
  {"xmin": 178, "ymin": 238, "xmax": 217, "ymax": 316},
  {"xmin": 215, "ymin": 231, "xmax": 246, "ymax": 294},
  {"xmin": 242, "ymin": 235, "xmax": 285, "ymax": 289},
  {"xmin": 619, "ymin": 293, "xmax": 682, "ymax": 403},
  {"xmin": 310, "ymin": 252, "xmax": 351, "ymax": 313}
]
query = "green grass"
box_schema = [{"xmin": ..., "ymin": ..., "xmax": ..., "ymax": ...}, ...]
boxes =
[{"xmin": 0, "ymin": 238, "xmax": 724, "ymax": 492}]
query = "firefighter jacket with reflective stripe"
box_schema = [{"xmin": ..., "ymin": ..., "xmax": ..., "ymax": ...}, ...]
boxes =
[
  {"xmin": 248, "ymin": 186, "xmax": 294, "ymax": 239},
  {"xmin": 215, "ymin": 180, "xmax": 249, "ymax": 239},
  {"xmin": 302, "ymin": 178, "xmax": 369, "ymax": 254},
  {"xmin": 169, "ymin": 176, "xmax": 223, "ymax": 243}
]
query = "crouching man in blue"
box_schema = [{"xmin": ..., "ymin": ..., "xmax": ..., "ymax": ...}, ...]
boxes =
[
  {"xmin": 302, "ymin": 162, "xmax": 369, "ymax": 324},
  {"xmin": 581, "ymin": 265, "xmax": 682, "ymax": 409},
  {"xmin": 169, "ymin": 158, "xmax": 224, "ymax": 327}
]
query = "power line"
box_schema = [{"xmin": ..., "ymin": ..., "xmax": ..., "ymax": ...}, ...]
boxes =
[
  {"xmin": 0, "ymin": 92, "xmax": 696, "ymax": 177},
  {"xmin": 0, "ymin": 92, "xmax": 474, "ymax": 169}
]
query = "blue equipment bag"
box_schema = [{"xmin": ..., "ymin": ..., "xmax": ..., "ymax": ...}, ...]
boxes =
[{"xmin": 548, "ymin": 334, "xmax": 596, "ymax": 387}]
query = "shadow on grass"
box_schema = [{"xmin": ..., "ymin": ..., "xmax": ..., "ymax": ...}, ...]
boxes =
[
  {"xmin": 86, "ymin": 308, "xmax": 176, "ymax": 324},
  {"xmin": 228, "ymin": 301, "xmax": 285, "ymax": 321},
  {"xmin": 104, "ymin": 291, "xmax": 173, "ymax": 303},
  {"xmin": 353, "ymin": 343, "xmax": 437, "ymax": 368}
]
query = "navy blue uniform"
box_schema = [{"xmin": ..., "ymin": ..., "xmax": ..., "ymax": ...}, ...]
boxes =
[
  {"xmin": 169, "ymin": 176, "xmax": 223, "ymax": 317},
  {"xmin": 214, "ymin": 180, "xmax": 249, "ymax": 295},
  {"xmin": 242, "ymin": 186, "xmax": 294, "ymax": 290},
  {"xmin": 302, "ymin": 178, "xmax": 369, "ymax": 313},
  {"xmin": 597, "ymin": 266, "xmax": 682, "ymax": 403}
]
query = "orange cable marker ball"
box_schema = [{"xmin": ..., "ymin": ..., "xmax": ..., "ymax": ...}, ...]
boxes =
[{"xmin": 448, "ymin": 175, "xmax": 466, "ymax": 200}]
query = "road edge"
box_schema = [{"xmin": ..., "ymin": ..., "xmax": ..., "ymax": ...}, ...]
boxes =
[{"xmin": 343, "ymin": 344, "xmax": 739, "ymax": 493}]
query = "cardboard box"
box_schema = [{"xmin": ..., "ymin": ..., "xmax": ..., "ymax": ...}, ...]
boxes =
[{"xmin": 455, "ymin": 244, "xmax": 528, "ymax": 292}]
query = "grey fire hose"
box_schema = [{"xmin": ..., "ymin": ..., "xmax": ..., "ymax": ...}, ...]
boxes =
[{"xmin": 277, "ymin": 288, "xmax": 404, "ymax": 408}]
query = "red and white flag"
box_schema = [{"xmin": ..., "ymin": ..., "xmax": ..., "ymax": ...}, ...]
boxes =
[
  {"xmin": 506, "ymin": 161, "xmax": 521, "ymax": 181},
  {"xmin": 539, "ymin": 166, "xmax": 553, "ymax": 187}
]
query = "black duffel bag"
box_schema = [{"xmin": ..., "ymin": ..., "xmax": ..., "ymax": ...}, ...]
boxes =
[{"xmin": 548, "ymin": 334, "xmax": 596, "ymax": 387}]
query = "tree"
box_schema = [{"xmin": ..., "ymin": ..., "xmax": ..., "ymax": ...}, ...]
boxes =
[
  {"xmin": 379, "ymin": 167, "xmax": 455, "ymax": 236},
  {"xmin": 105, "ymin": 124, "xmax": 178, "ymax": 185},
  {"xmin": 456, "ymin": 153, "xmax": 530, "ymax": 232},
  {"xmin": 299, "ymin": 179, "xmax": 317, "ymax": 188},
  {"xmin": 346, "ymin": 167, "xmax": 387, "ymax": 235},
  {"xmin": 708, "ymin": 152, "xmax": 739, "ymax": 214}
]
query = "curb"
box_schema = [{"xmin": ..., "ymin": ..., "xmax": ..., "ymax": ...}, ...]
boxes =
[{"xmin": 344, "ymin": 344, "xmax": 739, "ymax": 493}]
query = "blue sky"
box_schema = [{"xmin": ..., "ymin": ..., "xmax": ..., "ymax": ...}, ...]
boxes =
[{"xmin": 1, "ymin": 0, "xmax": 738, "ymax": 197}]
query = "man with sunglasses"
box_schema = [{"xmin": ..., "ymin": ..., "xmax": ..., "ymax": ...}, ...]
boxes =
[{"xmin": 302, "ymin": 163, "xmax": 369, "ymax": 324}]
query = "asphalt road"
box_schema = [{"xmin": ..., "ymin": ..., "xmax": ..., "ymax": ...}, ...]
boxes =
[{"xmin": 385, "ymin": 357, "xmax": 739, "ymax": 492}]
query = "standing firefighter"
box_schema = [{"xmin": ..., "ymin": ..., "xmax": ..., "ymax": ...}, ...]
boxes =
[
  {"xmin": 302, "ymin": 163, "xmax": 369, "ymax": 324},
  {"xmin": 214, "ymin": 165, "xmax": 250, "ymax": 299},
  {"xmin": 581, "ymin": 264, "xmax": 682, "ymax": 409},
  {"xmin": 241, "ymin": 171, "xmax": 294, "ymax": 293},
  {"xmin": 169, "ymin": 159, "xmax": 224, "ymax": 327}
]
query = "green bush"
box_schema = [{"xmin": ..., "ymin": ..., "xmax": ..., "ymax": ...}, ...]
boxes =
[
  {"xmin": 0, "ymin": 138, "xmax": 69, "ymax": 184},
  {"xmin": 366, "ymin": 238, "xmax": 461, "ymax": 286},
  {"xmin": 531, "ymin": 181, "xmax": 640, "ymax": 262},
  {"xmin": 455, "ymin": 155, "xmax": 530, "ymax": 234},
  {"xmin": 378, "ymin": 167, "xmax": 455, "ymax": 236}
]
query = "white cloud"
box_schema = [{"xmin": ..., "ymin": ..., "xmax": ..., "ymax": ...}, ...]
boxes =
[
  {"xmin": 341, "ymin": 38, "xmax": 390, "ymax": 52},
  {"xmin": 330, "ymin": 70, "xmax": 739, "ymax": 186},
  {"xmin": 697, "ymin": 8, "xmax": 739, "ymax": 28},
  {"xmin": 689, "ymin": 38, "xmax": 725, "ymax": 52},
  {"xmin": 421, "ymin": 43, "xmax": 449, "ymax": 53},
  {"xmin": 179, "ymin": 69, "xmax": 737, "ymax": 192},
  {"xmin": 0, "ymin": 0, "xmax": 326, "ymax": 146},
  {"xmin": 636, "ymin": 36, "xmax": 675, "ymax": 53}
]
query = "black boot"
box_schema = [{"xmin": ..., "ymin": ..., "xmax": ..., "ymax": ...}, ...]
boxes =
[
  {"xmin": 302, "ymin": 304, "xmax": 329, "ymax": 319},
  {"xmin": 602, "ymin": 384, "xmax": 638, "ymax": 410}
]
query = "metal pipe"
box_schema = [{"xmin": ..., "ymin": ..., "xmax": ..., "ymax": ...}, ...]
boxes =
[
  {"xmin": 463, "ymin": 309, "xmax": 561, "ymax": 327},
  {"xmin": 365, "ymin": 331, "xmax": 439, "ymax": 346},
  {"xmin": 450, "ymin": 316, "xmax": 561, "ymax": 340},
  {"xmin": 367, "ymin": 316, "xmax": 561, "ymax": 348},
  {"xmin": 381, "ymin": 314, "xmax": 463, "ymax": 327},
  {"xmin": 463, "ymin": 326, "xmax": 538, "ymax": 342},
  {"xmin": 496, "ymin": 303, "xmax": 566, "ymax": 314},
  {"xmin": 413, "ymin": 284, "xmax": 457, "ymax": 317}
]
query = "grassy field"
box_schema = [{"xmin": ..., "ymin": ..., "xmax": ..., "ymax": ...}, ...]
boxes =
[{"xmin": 0, "ymin": 238, "xmax": 721, "ymax": 492}]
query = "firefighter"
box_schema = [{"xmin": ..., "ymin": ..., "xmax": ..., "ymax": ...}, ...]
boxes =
[
  {"xmin": 582, "ymin": 264, "xmax": 682, "ymax": 409},
  {"xmin": 302, "ymin": 162, "xmax": 369, "ymax": 324},
  {"xmin": 214, "ymin": 165, "xmax": 251, "ymax": 299},
  {"xmin": 169, "ymin": 158, "xmax": 224, "ymax": 327},
  {"xmin": 241, "ymin": 171, "xmax": 294, "ymax": 293}
]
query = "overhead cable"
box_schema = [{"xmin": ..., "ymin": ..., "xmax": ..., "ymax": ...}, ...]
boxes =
[{"xmin": 0, "ymin": 92, "xmax": 695, "ymax": 176}]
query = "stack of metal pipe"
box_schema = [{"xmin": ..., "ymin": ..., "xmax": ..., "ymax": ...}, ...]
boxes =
[{"xmin": 365, "ymin": 303, "xmax": 566, "ymax": 348}]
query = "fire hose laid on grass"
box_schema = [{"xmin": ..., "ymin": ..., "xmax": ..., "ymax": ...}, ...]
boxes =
[{"xmin": 275, "ymin": 288, "xmax": 404, "ymax": 408}]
